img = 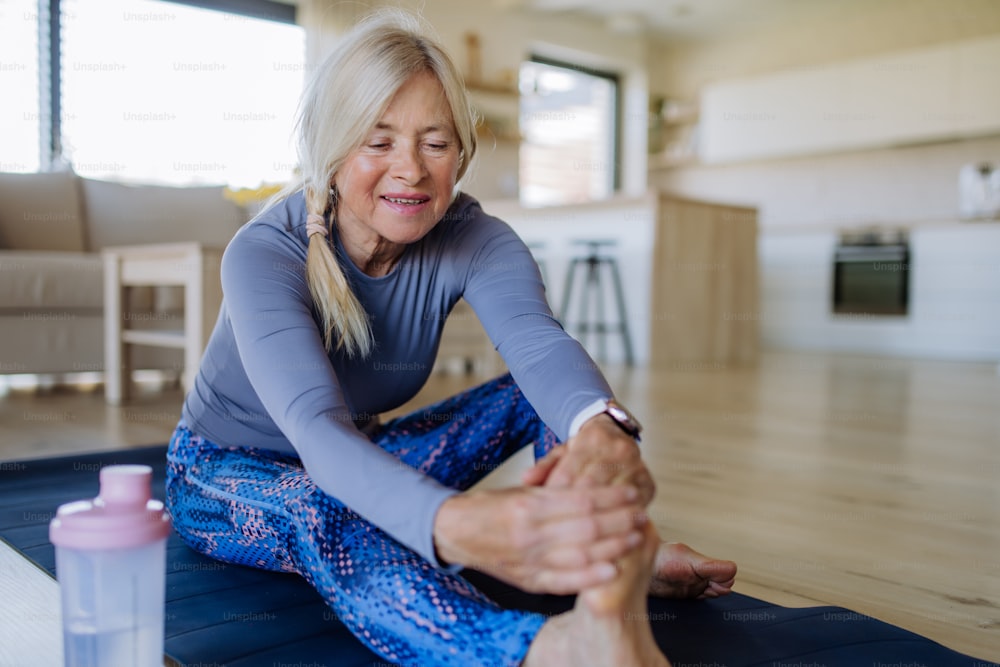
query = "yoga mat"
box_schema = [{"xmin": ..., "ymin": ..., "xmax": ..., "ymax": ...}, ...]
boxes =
[{"xmin": 1, "ymin": 445, "xmax": 995, "ymax": 667}]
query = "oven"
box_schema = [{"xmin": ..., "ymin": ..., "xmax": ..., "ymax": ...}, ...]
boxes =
[{"xmin": 832, "ymin": 229, "xmax": 909, "ymax": 316}]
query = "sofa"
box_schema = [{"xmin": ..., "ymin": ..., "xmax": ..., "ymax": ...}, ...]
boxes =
[{"xmin": 0, "ymin": 171, "xmax": 248, "ymax": 380}]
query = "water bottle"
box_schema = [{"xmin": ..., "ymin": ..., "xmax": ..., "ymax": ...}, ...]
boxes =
[
  {"xmin": 959, "ymin": 162, "xmax": 995, "ymax": 219},
  {"xmin": 49, "ymin": 464, "xmax": 172, "ymax": 667}
]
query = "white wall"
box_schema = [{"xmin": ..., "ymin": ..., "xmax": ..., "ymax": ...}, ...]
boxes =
[
  {"xmin": 647, "ymin": 0, "xmax": 1000, "ymax": 229},
  {"xmin": 655, "ymin": 135, "xmax": 1000, "ymax": 229},
  {"xmin": 651, "ymin": 0, "xmax": 1000, "ymax": 100}
]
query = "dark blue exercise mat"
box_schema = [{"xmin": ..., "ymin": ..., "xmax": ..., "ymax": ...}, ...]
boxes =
[{"xmin": 1, "ymin": 445, "xmax": 996, "ymax": 667}]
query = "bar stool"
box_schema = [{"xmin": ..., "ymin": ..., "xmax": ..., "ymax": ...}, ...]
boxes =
[{"xmin": 559, "ymin": 239, "xmax": 634, "ymax": 365}]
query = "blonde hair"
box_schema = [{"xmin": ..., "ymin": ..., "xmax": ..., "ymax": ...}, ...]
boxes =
[{"xmin": 294, "ymin": 9, "xmax": 478, "ymax": 358}]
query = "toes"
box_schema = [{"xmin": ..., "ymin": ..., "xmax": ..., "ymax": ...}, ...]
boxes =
[
  {"xmin": 692, "ymin": 558, "xmax": 738, "ymax": 584},
  {"xmin": 649, "ymin": 541, "xmax": 738, "ymax": 600},
  {"xmin": 698, "ymin": 579, "xmax": 736, "ymax": 599}
]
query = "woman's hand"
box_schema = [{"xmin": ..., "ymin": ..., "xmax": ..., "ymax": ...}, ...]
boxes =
[
  {"xmin": 522, "ymin": 414, "xmax": 657, "ymax": 506},
  {"xmin": 432, "ymin": 485, "xmax": 646, "ymax": 595}
]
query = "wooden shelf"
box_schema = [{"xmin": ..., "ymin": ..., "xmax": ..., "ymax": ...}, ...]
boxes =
[
  {"xmin": 466, "ymin": 81, "xmax": 518, "ymax": 97},
  {"xmin": 648, "ymin": 153, "xmax": 699, "ymax": 171},
  {"xmin": 476, "ymin": 123, "xmax": 521, "ymax": 144},
  {"xmin": 662, "ymin": 100, "xmax": 700, "ymax": 126},
  {"xmin": 122, "ymin": 329, "xmax": 186, "ymax": 349}
]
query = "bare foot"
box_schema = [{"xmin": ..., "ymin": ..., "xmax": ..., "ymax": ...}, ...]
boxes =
[
  {"xmin": 524, "ymin": 522, "xmax": 671, "ymax": 667},
  {"xmin": 648, "ymin": 541, "xmax": 737, "ymax": 600}
]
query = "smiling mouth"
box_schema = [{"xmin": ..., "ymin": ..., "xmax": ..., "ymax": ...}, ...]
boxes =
[{"xmin": 382, "ymin": 195, "xmax": 429, "ymax": 205}]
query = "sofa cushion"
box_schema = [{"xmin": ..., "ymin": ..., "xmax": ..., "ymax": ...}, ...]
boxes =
[
  {"xmin": 0, "ymin": 251, "xmax": 102, "ymax": 310},
  {"xmin": 81, "ymin": 178, "xmax": 246, "ymax": 250},
  {"xmin": 0, "ymin": 172, "xmax": 87, "ymax": 252}
]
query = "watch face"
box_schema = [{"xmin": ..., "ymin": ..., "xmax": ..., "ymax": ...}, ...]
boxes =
[{"xmin": 606, "ymin": 400, "xmax": 642, "ymax": 439}]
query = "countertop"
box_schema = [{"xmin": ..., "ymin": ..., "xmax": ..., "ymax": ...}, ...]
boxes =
[{"xmin": 762, "ymin": 217, "xmax": 1000, "ymax": 235}]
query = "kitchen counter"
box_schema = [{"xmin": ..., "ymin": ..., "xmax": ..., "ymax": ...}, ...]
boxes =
[
  {"xmin": 758, "ymin": 220, "xmax": 1000, "ymax": 360},
  {"xmin": 479, "ymin": 191, "xmax": 759, "ymax": 366},
  {"xmin": 762, "ymin": 217, "xmax": 1000, "ymax": 235}
]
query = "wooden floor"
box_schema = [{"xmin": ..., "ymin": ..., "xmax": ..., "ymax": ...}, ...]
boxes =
[{"xmin": 1, "ymin": 351, "xmax": 998, "ymax": 662}]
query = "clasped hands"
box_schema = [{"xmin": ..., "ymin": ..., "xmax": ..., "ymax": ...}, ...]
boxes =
[{"xmin": 433, "ymin": 413, "xmax": 656, "ymax": 594}]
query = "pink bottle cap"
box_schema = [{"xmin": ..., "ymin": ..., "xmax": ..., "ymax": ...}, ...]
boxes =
[{"xmin": 49, "ymin": 464, "xmax": 172, "ymax": 551}]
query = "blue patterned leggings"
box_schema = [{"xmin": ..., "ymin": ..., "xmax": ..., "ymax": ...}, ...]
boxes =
[{"xmin": 166, "ymin": 373, "xmax": 561, "ymax": 667}]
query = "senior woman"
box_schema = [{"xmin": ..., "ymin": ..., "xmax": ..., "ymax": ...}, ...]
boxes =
[{"xmin": 166, "ymin": 9, "xmax": 735, "ymax": 667}]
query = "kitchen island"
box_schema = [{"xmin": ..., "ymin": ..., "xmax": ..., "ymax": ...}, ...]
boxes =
[{"xmin": 443, "ymin": 190, "xmax": 760, "ymax": 368}]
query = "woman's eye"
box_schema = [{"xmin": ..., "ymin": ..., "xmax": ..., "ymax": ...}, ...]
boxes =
[{"xmin": 426, "ymin": 143, "xmax": 449, "ymax": 151}]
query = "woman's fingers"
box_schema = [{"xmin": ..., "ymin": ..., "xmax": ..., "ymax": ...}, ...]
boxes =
[
  {"xmin": 528, "ymin": 484, "xmax": 639, "ymax": 520},
  {"xmin": 513, "ymin": 488, "xmax": 645, "ymax": 588},
  {"xmin": 537, "ymin": 502, "xmax": 646, "ymax": 546},
  {"xmin": 527, "ymin": 560, "xmax": 618, "ymax": 595},
  {"xmin": 521, "ymin": 445, "xmax": 566, "ymax": 486},
  {"xmin": 436, "ymin": 485, "xmax": 648, "ymax": 596},
  {"xmin": 598, "ymin": 460, "xmax": 657, "ymax": 506},
  {"xmin": 543, "ymin": 449, "xmax": 584, "ymax": 488},
  {"xmin": 536, "ymin": 528, "xmax": 644, "ymax": 570}
]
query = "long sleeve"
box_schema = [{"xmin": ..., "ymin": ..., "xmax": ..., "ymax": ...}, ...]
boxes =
[{"xmin": 214, "ymin": 224, "xmax": 457, "ymax": 567}]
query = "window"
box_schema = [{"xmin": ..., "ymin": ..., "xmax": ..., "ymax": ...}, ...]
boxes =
[
  {"xmin": 0, "ymin": 0, "xmax": 42, "ymax": 173},
  {"xmin": 518, "ymin": 57, "xmax": 619, "ymax": 207},
  {"xmin": 5, "ymin": 0, "xmax": 305, "ymax": 188}
]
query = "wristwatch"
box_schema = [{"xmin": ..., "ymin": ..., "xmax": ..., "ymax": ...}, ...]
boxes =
[{"xmin": 603, "ymin": 399, "xmax": 643, "ymax": 442}]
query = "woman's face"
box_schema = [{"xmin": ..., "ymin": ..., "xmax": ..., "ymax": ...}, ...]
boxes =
[{"xmin": 334, "ymin": 70, "xmax": 461, "ymax": 253}]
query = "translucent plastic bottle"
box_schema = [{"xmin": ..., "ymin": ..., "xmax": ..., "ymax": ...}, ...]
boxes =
[{"xmin": 49, "ymin": 464, "xmax": 172, "ymax": 667}]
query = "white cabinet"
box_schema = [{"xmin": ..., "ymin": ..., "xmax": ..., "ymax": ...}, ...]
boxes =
[
  {"xmin": 956, "ymin": 37, "xmax": 1000, "ymax": 136},
  {"xmin": 700, "ymin": 35, "xmax": 1000, "ymax": 164},
  {"xmin": 759, "ymin": 223, "xmax": 1000, "ymax": 361}
]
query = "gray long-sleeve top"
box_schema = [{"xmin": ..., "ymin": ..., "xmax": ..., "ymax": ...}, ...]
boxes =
[{"xmin": 181, "ymin": 190, "xmax": 613, "ymax": 566}]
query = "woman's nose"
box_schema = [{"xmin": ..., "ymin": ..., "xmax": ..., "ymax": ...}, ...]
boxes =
[{"xmin": 391, "ymin": 144, "xmax": 425, "ymax": 184}]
